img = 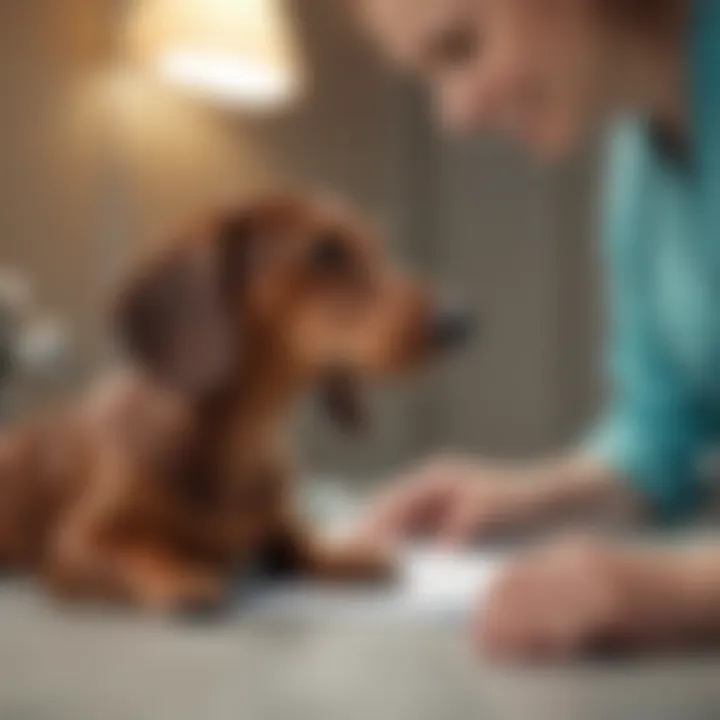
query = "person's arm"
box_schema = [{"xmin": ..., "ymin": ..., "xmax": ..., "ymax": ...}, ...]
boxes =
[
  {"xmin": 358, "ymin": 452, "xmax": 639, "ymax": 545},
  {"xmin": 362, "ymin": 126, "xmax": 706, "ymax": 540},
  {"xmin": 477, "ymin": 539, "xmax": 720, "ymax": 660},
  {"xmin": 507, "ymin": 454, "xmax": 640, "ymax": 525},
  {"xmin": 582, "ymin": 123, "xmax": 707, "ymax": 521}
]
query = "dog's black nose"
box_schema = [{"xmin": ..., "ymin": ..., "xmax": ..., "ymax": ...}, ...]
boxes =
[{"xmin": 431, "ymin": 305, "xmax": 476, "ymax": 350}]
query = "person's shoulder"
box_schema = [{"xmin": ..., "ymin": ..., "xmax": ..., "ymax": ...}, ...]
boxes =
[
  {"xmin": 603, "ymin": 117, "xmax": 648, "ymax": 175},
  {"xmin": 600, "ymin": 119, "xmax": 657, "ymax": 212},
  {"xmin": 599, "ymin": 117, "xmax": 652, "ymax": 260}
]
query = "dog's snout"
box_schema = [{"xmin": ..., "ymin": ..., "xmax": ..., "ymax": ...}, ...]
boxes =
[{"xmin": 430, "ymin": 305, "xmax": 476, "ymax": 350}]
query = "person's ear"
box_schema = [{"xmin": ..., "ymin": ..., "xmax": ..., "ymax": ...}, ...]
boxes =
[{"xmin": 319, "ymin": 369, "xmax": 367, "ymax": 433}]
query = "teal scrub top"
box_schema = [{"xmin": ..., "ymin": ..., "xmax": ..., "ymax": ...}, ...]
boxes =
[{"xmin": 585, "ymin": 0, "xmax": 720, "ymax": 518}]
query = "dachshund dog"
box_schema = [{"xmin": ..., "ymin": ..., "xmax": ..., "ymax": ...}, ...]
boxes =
[{"xmin": 0, "ymin": 193, "xmax": 472, "ymax": 614}]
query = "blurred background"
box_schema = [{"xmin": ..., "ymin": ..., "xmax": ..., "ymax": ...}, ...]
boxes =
[{"xmin": 0, "ymin": 0, "xmax": 603, "ymax": 482}]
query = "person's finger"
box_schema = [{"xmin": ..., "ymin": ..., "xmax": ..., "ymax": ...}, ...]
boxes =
[
  {"xmin": 364, "ymin": 472, "xmax": 451, "ymax": 540},
  {"xmin": 477, "ymin": 561, "xmax": 530, "ymax": 658},
  {"xmin": 527, "ymin": 566, "xmax": 587, "ymax": 659},
  {"xmin": 528, "ymin": 551, "xmax": 622, "ymax": 658},
  {"xmin": 438, "ymin": 500, "xmax": 483, "ymax": 546},
  {"xmin": 385, "ymin": 483, "xmax": 454, "ymax": 539},
  {"xmin": 439, "ymin": 480, "xmax": 521, "ymax": 545},
  {"xmin": 490, "ymin": 588, "xmax": 547, "ymax": 662}
]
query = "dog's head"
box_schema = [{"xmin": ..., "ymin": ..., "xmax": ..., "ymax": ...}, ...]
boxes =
[{"xmin": 116, "ymin": 194, "xmax": 473, "ymax": 430}]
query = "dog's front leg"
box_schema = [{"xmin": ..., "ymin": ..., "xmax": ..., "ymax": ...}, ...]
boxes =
[
  {"xmin": 267, "ymin": 521, "xmax": 397, "ymax": 584},
  {"xmin": 109, "ymin": 544, "xmax": 229, "ymax": 616},
  {"xmin": 46, "ymin": 449, "xmax": 229, "ymax": 615},
  {"xmin": 47, "ymin": 530, "xmax": 229, "ymax": 615}
]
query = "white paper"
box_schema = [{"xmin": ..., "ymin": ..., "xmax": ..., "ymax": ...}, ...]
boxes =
[
  {"xmin": 245, "ymin": 547, "xmax": 504, "ymax": 627},
  {"xmin": 403, "ymin": 548, "xmax": 502, "ymax": 614}
]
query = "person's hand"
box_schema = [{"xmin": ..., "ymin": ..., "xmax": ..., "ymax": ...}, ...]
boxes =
[
  {"xmin": 359, "ymin": 456, "xmax": 552, "ymax": 546},
  {"xmin": 476, "ymin": 538, "xmax": 693, "ymax": 663},
  {"xmin": 358, "ymin": 455, "xmax": 636, "ymax": 547}
]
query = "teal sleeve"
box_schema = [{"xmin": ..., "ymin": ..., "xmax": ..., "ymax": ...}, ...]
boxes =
[
  {"xmin": 585, "ymin": 312, "xmax": 706, "ymax": 520},
  {"xmin": 583, "ymin": 127, "xmax": 706, "ymax": 520}
]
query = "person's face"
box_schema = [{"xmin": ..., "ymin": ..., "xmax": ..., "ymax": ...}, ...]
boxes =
[{"xmin": 359, "ymin": 0, "xmax": 618, "ymax": 160}]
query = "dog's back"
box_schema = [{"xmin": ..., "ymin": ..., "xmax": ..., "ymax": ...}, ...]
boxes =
[
  {"xmin": 0, "ymin": 370, "xmax": 189, "ymax": 571},
  {"xmin": 0, "ymin": 408, "xmax": 83, "ymax": 568}
]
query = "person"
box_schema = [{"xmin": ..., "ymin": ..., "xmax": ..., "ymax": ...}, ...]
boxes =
[{"xmin": 350, "ymin": 0, "xmax": 720, "ymax": 660}]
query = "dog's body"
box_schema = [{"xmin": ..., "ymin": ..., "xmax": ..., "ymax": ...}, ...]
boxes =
[
  {"xmin": 0, "ymin": 194, "xmax": 471, "ymax": 613},
  {"xmin": 0, "ymin": 369, "xmax": 324, "ymax": 611}
]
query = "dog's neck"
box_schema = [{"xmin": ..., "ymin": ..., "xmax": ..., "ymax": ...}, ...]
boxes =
[
  {"xmin": 160, "ymin": 354, "xmax": 305, "ymax": 507},
  {"xmin": 192, "ymin": 353, "xmax": 306, "ymax": 453}
]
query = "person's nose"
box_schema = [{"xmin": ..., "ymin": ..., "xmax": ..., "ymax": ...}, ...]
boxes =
[{"xmin": 437, "ymin": 76, "xmax": 494, "ymax": 134}]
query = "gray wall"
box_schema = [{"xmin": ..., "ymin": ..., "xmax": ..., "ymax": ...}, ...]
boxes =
[
  {"xmin": 0, "ymin": 0, "xmax": 600, "ymax": 478},
  {"xmin": 422, "ymin": 138, "xmax": 601, "ymax": 459}
]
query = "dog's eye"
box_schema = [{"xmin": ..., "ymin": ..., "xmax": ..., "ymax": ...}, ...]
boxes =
[{"xmin": 311, "ymin": 233, "xmax": 353, "ymax": 275}]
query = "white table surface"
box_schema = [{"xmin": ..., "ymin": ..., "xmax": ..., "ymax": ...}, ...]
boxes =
[
  {"xmin": 3, "ymin": 578, "xmax": 720, "ymax": 720},
  {"xmin": 2, "ymin": 482, "xmax": 720, "ymax": 720}
]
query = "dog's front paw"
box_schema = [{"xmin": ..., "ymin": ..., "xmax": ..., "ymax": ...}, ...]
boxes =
[
  {"xmin": 170, "ymin": 591, "xmax": 233, "ymax": 624},
  {"xmin": 140, "ymin": 571, "xmax": 231, "ymax": 621},
  {"xmin": 308, "ymin": 537, "xmax": 398, "ymax": 584}
]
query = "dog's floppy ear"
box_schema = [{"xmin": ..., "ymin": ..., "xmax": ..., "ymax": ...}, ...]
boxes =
[
  {"xmin": 319, "ymin": 369, "xmax": 367, "ymax": 434},
  {"xmin": 116, "ymin": 217, "xmax": 251, "ymax": 394}
]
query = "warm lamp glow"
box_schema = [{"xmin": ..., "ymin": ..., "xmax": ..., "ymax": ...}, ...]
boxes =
[{"xmin": 129, "ymin": 0, "xmax": 301, "ymax": 109}]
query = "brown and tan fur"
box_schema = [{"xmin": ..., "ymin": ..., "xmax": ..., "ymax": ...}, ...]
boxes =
[{"xmin": 0, "ymin": 193, "xmax": 469, "ymax": 615}]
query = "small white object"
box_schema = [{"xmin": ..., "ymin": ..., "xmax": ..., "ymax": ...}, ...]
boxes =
[
  {"xmin": 247, "ymin": 547, "xmax": 504, "ymax": 628},
  {"xmin": 402, "ymin": 547, "xmax": 501, "ymax": 616}
]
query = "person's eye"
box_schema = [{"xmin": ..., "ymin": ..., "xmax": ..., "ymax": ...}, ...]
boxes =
[{"xmin": 431, "ymin": 26, "xmax": 482, "ymax": 67}]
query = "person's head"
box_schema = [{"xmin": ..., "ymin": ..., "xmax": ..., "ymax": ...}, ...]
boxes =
[{"xmin": 355, "ymin": 0, "xmax": 682, "ymax": 160}]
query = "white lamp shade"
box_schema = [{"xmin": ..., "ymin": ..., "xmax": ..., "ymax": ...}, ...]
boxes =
[{"xmin": 129, "ymin": 0, "xmax": 301, "ymax": 109}]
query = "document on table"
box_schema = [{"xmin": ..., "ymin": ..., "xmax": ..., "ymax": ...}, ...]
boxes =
[{"xmin": 245, "ymin": 547, "xmax": 505, "ymax": 627}]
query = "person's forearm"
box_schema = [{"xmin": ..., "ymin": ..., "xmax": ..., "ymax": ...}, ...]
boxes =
[
  {"xmin": 518, "ymin": 454, "xmax": 645, "ymax": 525},
  {"xmin": 609, "ymin": 547, "xmax": 720, "ymax": 646}
]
